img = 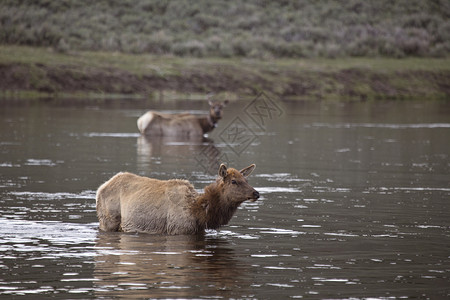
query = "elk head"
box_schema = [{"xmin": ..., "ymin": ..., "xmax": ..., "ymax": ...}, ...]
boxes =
[
  {"xmin": 218, "ymin": 163, "xmax": 259, "ymax": 204},
  {"xmin": 208, "ymin": 100, "xmax": 229, "ymax": 122}
]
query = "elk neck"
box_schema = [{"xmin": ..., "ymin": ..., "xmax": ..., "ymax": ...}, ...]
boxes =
[
  {"xmin": 199, "ymin": 113, "xmax": 219, "ymax": 134},
  {"xmin": 191, "ymin": 181, "xmax": 239, "ymax": 230}
]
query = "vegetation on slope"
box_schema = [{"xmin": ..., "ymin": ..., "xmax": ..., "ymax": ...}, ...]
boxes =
[{"xmin": 1, "ymin": 0, "xmax": 449, "ymax": 58}]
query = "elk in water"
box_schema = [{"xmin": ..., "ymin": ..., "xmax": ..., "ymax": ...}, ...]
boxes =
[
  {"xmin": 96, "ymin": 163, "xmax": 259, "ymax": 235},
  {"xmin": 137, "ymin": 100, "xmax": 228, "ymax": 137}
]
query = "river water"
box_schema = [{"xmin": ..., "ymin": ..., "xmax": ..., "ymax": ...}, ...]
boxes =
[{"xmin": 0, "ymin": 97, "xmax": 449, "ymax": 299}]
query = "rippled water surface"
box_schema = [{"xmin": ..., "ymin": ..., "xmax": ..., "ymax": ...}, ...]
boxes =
[{"xmin": 1, "ymin": 98, "xmax": 449, "ymax": 299}]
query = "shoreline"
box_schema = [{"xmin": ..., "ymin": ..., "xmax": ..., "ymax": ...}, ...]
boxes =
[{"xmin": 1, "ymin": 46, "xmax": 449, "ymax": 101}]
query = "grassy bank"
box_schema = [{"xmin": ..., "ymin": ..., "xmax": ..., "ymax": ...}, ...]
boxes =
[{"xmin": 0, "ymin": 46, "xmax": 449, "ymax": 100}]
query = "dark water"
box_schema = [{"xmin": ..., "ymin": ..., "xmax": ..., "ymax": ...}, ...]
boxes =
[{"xmin": 0, "ymin": 97, "xmax": 449, "ymax": 299}]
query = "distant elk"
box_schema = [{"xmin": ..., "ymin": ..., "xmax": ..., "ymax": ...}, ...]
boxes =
[
  {"xmin": 137, "ymin": 100, "xmax": 229, "ymax": 137},
  {"xmin": 96, "ymin": 164, "xmax": 259, "ymax": 235}
]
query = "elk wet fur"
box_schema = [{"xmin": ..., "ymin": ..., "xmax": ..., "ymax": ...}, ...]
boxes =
[{"xmin": 96, "ymin": 164, "xmax": 259, "ymax": 235}]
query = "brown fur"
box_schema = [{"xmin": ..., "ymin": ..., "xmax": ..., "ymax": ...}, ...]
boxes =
[
  {"xmin": 96, "ymin": 164, "xmax": 259, "ymax": 235},
  {"xmin": 137, "ymin": 100, "xmax": 228, "ymax": 137}
]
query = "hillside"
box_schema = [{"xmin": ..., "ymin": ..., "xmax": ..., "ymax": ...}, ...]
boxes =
[{"xmin": 1, "ymin": 0, "xmax": 449, "ymax": 58}]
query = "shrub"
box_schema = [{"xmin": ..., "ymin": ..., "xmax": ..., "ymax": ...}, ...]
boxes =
[{"xmin": 0, "ymin": 0, "xmax": 448, "ymax": 58}]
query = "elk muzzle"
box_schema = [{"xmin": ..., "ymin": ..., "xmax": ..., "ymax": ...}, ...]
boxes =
[{"xmin": 248, "ymin": 189, "xmax": 260, "ymax": 202}]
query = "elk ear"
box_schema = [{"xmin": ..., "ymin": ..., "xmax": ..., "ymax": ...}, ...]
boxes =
[
  {"xmin": 218, "ymin": 164, "xmax": 228, "ymax": 178},
  {"xmin": 208, "ymin": 100, "xmax": 214, "ymax": 106},
  {"xmin": 240, "ymin": 164, "xmax": 256, "ymax": 177}
]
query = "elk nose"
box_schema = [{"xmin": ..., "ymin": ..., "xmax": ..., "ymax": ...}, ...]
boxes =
[{"xmin": 253, "ymin": 191, "xmax": 260, "ymax": 199}]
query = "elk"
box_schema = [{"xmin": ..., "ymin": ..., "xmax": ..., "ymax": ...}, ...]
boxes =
[
  {"xmin": 137, "ymin": 100, "xmax": 229, "ymax": 137},
  {"xmin": 96, "ymin": 164, "xmax": 259, "ymax": 235}
]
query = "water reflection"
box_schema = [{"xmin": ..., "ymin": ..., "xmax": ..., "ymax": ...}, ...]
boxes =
[
  {"xmin": 137, "ymin": 135, "xmax": 213, "ymax": 158},
  {"xmin": 137, "ymin": 135, "xmax": 223, "ymax": 175},
  {"xmin": 94, "ymin": 232, "xmax": 250, "ymax": 298}
]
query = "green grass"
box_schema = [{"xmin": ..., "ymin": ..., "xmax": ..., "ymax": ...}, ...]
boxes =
[
  {"xmin": 2, "ymin": 45, "xmax": 449, "ymax": 74},
  {"xmin": 272, "ymin": 57, "xmax": 450, "ymax": 72}
]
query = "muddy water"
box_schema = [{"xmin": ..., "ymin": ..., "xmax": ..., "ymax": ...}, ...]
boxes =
[{"xmin": 0, "ymin": 98, "xmax": 449, "ymax": 299}]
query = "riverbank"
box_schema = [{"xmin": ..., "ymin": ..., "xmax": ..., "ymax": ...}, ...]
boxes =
[{"xmin": 1, "ymin": 46, "xmax": 449, "ymax": 100}]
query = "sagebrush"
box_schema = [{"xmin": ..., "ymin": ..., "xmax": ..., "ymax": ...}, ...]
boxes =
[{"xmin": 0, "ymin": 0, "xmax": 449, "ymax": 58}]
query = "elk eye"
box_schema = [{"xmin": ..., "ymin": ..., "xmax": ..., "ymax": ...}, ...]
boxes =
[{"xmin": 231, "ymin": 180, "xmax": 237, "ymax": 185}]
